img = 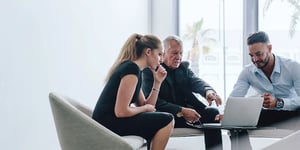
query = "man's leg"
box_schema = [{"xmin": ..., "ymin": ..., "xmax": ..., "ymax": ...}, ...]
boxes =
[
  {"xmin": 200, "ymin": 107, "xmax": 223, "ymax": 150},
  {"xmin": 203, "ymin": 129, "xmax": 223, "ymax": 150},
  {"xmin": 175, "ymin": 115, "xmax": 222, "ymax": 150},
  {"xmin": 258, "ymin": 109, "xmax": 299, "ymax": 128},
  {"xmin": 186, "ymin": 93, "xmax": 223, "ymax": 149}
]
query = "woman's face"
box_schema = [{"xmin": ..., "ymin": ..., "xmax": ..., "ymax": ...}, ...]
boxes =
[{"xmin": 147, "ymin": 44, "xmax": 163, "ymax": 70}]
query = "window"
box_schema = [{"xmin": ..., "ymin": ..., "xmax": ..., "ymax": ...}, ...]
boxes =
[
  {"xmin": 179, "ymin": 0, "xmax": 243, "ymax": 102},
  {"xmin": 259, "ymin": 0, "xmax": 300, "ymax": 61}
]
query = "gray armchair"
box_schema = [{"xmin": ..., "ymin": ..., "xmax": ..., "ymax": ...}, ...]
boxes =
[
  {"xmin": 49, "ymin": 92, "xmax": 204, "ymax": 150},
  {"xmin": 49, "ymin": 92, "xmax": 146, "ymax": 150},
  {"xmin": 261, "ymin": 129, "xmax": 300, "ymax": 150}
]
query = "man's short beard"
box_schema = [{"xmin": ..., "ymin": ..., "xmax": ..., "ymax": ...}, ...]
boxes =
[{"xmin": 256, "ymin": 53, "xmax": 270, "ymax": 69}]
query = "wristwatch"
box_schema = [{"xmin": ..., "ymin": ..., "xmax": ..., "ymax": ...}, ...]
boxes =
[
  {"xmin": 276, "ymin": 98, "xmax": 284, "ymax": 109},
  {"xmin": 176, "ymin": 112, "xmax": 183, "ymax": 118}
]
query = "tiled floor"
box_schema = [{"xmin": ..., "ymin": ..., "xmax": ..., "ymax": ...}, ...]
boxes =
[{"xmin": 165, "ymin": 133, "xmax": 280, "ymax": 150}]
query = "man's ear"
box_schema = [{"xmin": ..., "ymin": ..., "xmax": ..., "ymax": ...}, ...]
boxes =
[
  {"xmin": 267, "ymin": 44, "xmax": 272, "ymax": 52},
  {"xmin": 145, "ymin": 48, "xmax": 152, "ymax": 56}
]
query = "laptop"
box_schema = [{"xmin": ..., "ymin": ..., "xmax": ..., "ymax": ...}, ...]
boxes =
[{"xmin": 201, "ymin": 96, "xmax": 263, "ymax": 128}]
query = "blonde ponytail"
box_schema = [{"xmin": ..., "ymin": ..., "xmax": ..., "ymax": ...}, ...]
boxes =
[
  {"xmin": 105, "ymin": 33, "xmax": 140, "ymax": 82},
  {"xmin": 104, "ymin": 33, "xmax": 161, "ymax": 82}
]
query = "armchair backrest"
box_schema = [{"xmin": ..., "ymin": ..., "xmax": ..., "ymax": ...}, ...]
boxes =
[
  {"xmin": 261, "ymin": 130, "xmax": 300, "ymax": 150},
  {"xmin": 49, "ymin": 92, "xmax": 135, "ymax": 150}
]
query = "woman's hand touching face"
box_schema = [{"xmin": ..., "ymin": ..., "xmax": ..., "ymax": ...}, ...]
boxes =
[{"xmin": 151, "ymin": 65, "xmax": 167, "ymax": 83}]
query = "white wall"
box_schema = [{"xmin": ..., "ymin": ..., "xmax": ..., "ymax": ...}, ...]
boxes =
[
  {"xmin": 0, "ymin": 0, "xmax": 151, "ymax": 149},
  {"xmin": 151, "ymin": 0, "xmax": 178, "ymax": 39}
]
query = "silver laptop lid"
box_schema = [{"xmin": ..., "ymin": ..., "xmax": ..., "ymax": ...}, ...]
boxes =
[{"xmin": 221, "ymin": 97, "xmax": 263, "ymax": 127}]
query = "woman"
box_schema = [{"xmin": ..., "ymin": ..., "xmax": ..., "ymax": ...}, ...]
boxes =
[{"xmin": 92, "ymin": 33, "xmax": 174, "ymax": 150}]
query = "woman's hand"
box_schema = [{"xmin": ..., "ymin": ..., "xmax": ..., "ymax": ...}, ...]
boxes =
[
  {"xmin": 143, "ymin": 104, "xmax": 156, "ymax": 112},
  {"xmin": 151, "ymin": 65, "xmax": 167, "ymax": 83}
]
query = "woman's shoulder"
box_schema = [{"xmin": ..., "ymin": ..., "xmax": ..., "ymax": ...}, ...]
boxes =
[
  {"xmin": 117, "ymin": 61, "xmax": 140, "ymax": 76},
  {"xmin": 119, "ymin": 61, "xmax": 139, "ymax": 70}
]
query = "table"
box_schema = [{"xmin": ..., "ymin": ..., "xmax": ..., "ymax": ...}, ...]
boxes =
[{"xmin": 186, "ymin": 122, "xmax": 256, "ymax": 150}]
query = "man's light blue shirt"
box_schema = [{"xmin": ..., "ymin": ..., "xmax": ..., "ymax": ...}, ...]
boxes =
[{"xmin": 230, "ymin": 55, "xmax": 300, "ymax": 111}]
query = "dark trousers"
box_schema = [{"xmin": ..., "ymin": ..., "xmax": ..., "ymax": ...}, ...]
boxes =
[
  {"xmin": 175, "ymin": 107, "xmax": 223, "ymax": 150},
  {"xmin": 230, "ymin": 109, "xmax": 300, "ymax": 150}
]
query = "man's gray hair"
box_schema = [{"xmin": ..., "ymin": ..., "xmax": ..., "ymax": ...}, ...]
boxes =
[{"xmin": 163, "ymin": 35, "xmax": 183, "ymax": 51}]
